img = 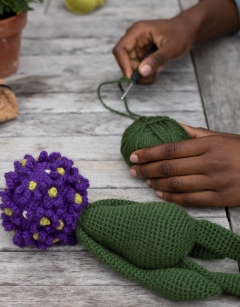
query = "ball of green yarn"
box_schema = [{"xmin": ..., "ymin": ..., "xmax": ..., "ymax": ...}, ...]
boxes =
[
  {"xmin": 121, "ymin": 116, "xmax": 190, "ymax": 167},
  {"xmin": 64, "ymin": 0, "xmax": 105, "ymax": 14}
]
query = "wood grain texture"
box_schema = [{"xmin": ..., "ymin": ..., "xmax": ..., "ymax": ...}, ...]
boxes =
[
  {"xmin": 1, "ymin": 286, "xmax": 240, "ymax": 307},
  {"xmin": 191, "ymin": 37, "xmax": 240, "ymax": 235},
  {"xmin": 179, "ymin": 0, "xmax": 198, "ymax": 10},
  {"xmin": 192, "ymin": 37, "xmax": 240, "ymax": 133}
]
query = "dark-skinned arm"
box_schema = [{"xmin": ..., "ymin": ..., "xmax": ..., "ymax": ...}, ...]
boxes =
[{"xmin": 113, "ymin": 0, "xmax": 239, "ymax": 84}]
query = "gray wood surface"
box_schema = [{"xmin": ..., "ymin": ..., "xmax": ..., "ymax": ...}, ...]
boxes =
[
  {"xmin": 0, "ymin": 0, "xmax": 239, "ymax": 306},
  {"xmin": 192, "ymin": 38, "xmax": 240, "ymax": 237}
]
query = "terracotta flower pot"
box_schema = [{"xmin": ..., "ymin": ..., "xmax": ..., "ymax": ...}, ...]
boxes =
[{"xmin": 0, "ymin": 12, "xmax": 27, "ymax": 78}]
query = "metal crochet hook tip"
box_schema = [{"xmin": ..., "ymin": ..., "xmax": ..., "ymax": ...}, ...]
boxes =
[{"xmin": 121, "ymin": 83, "xmax": 133, "ymax": 100}]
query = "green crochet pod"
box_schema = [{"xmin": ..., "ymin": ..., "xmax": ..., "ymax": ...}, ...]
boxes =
[{"xmin": 76, "ymin": 199, "xmax": 240, "ymax": 301}]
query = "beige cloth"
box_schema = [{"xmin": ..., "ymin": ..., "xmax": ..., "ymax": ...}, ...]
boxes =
[{"xmin": 0, "ymin": 79, "xmax": 18, "ymax": 123}]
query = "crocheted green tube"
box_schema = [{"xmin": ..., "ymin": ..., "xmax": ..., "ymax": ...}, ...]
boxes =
[
  {"xmin": 76, "ymin": 199, "xmax": 240, "ymax": 301},
  {"xmin": 121, "ymin": 116, "xmax": 190, "ymax": 167}
]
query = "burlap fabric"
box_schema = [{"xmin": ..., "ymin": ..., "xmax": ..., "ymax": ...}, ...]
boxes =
[{"xmin": 0, "ymin": 79, "xmax": 18, "ymax": 123}]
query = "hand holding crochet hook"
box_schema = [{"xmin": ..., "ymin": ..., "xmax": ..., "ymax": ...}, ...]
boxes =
[{"xmin": 113, "ymin": 1, "xmax": 240, "ymax": 207}]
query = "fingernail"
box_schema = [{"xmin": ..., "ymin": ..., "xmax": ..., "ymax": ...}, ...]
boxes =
[
  {"xmin": 156, "ymin": 191, "xmax": 163, "ymax": 198},
  {"xmin": 129, "ymin": 168, "xmax": 137, "ymax": 177},
  {"xmin": 130, "ymin": 154, "xmax": 139, "ymax": 163},
  {"xmin": 156, "ymin": 65, "xmax": 164, "ymax": 75},
  {"xmin": 146, "ymin": 179, "xmax": 151, "ymax": 187},
  {"xmin": 140, "ymin": 64, "xmax": 152, "ymax": 77}
]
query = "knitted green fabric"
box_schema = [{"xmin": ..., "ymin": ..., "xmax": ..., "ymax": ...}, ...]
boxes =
[
  {"xmin": 76, "ymin": 199, "xmax": 240, "ymax": 301},
  {"xmin": 121, "ymin": 116, "xmax": 190, "ymax": 166}
]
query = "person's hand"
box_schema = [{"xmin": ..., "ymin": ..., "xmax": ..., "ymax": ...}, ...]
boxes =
[
  {"xmin": 113, "ymin": 17, "xmax": 197, "ymax": 85},
  {"xmin": 129, "ymin": 124, "xmax": 240, "ymax": 207}
]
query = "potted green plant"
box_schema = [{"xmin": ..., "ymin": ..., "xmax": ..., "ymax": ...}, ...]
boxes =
[{"xmin": 0, "ymin": 0, "xmax": 43, "ymax": 78}]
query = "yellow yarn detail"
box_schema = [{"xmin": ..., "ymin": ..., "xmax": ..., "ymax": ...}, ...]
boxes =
[
  {"xmin": 33, "ymin": 233, "xmax": 39, "ymax": 240},
  {"xmin": 4, "ymin": 208, "xmax": 13, "ymax": 216},
  {"xmin": 57, "ymin": 167, "xmax": 65, "ymax": 175},
  {"xmin": 48, "ymin": 187, "xmax": 58, "ymax": 198},
  {"xmin": 40, "ymin": 217, "xmax": 51, "ymax": 226},
  {"xmin": 78, "ymin": 179, "xmax": 81, "ymax": 183},
  {"xmin": 75, "ymin": 193, "xmax": 82, "ymax": 204},
  {"xmin": 29, "ymin": 181, "xmax": 37, "ymax": 190},
  {"xmin": 35, "ymin": 158, "xmax": 38, "ymax": 161},
  {"xmin": 21, "ymin": 159, "xmax": 27, "ymax": 166},
  {"xmin": 53, "ymin": 238, "xmax": 60, "ymax": 244},
  {"xmin": 64, "ymin": 0, "xmax": 105, "ymax": 14},
  {"xmin": 11, "ymin": 230, "xmax": 16, "ymax": 235},
  {"xmin": 57, "ymin": 220, "xmax": 64, "ymax": 230}
]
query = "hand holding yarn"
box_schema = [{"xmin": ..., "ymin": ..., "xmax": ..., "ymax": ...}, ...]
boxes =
[
  {"xmin": 2, "ymin": 151, "xmax": 240, "ymax": 301},
  {"xmin": 98, "ymin": 76, "xmax": 240, "ymax": 207},
  {"xmin": 97, "ymin": 78, "xmax": 191, "ymax": 169},
  {"xmin": 129, "ymin": 124, "xmax": 240, "ymax": 207}
]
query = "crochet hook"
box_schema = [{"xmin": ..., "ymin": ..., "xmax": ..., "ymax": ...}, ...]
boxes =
[{"xmin": 121, "ymin": 44, "xmax": 158, "ymax": 100}]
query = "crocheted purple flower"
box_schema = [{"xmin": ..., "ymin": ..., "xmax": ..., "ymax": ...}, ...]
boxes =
[{"xmin": 0, "ymin": 151, "xmax": 90, "ymax": 250}]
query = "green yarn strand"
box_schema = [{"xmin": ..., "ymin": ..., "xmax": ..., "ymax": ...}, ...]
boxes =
[{"xmin": 97, "ymin": 77, "xmax": 141, "ymax": 120}]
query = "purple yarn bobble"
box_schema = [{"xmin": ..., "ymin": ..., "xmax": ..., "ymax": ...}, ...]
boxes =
[{"xmin": 0, "ymin": 151, "xmax": 90, "ymax": 250}]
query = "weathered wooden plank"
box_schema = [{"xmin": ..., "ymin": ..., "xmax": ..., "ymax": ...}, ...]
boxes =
[
  {"xmin": 16, "ymin": 91, "xmax": 202, "ymax": 113},
  {"xmin": 180, "ymin": 0, "xmax": 198, "ymax": 10},
  {"xmin": 7, "ymin": 73, "xmax": 198, "ymax": 94},
  {"xmin": 16, "ymin": 52, "xmax": 193, "ymax": 73},
  {"xmin": 228, "ymin": 206, "xmax": 240, "ymax": 236},
  {"xmin": 1, "ymin": 286, "xmax": 239, "ymax": 307},
  {"xmin": 192, "ymin": 37, "xmax": 240, "ymax": 134},
  {"xmin": 0, "ymin": 111, "xmax": 206, "ymax": 137},
  {"xmin": 10, "ymin": 55, "xmax": 193, "ymax": 76},
  {"xmin": 22, "ymin": 0, "xmax": 180, "ymax": 42},
  {"xmin": 0, "ymin": 136, "xmax": 122, "ymax": 162},
  {"xmin": 190, "ymin": 37, "xmax": 240, "ymax": 235},
  {"xmin": 27, "ymin": 3, "xmax": 180, "ymax": 22},
  {"xmin": 0, "ymin": 226, "xmax": 238, "ymax": 286}
]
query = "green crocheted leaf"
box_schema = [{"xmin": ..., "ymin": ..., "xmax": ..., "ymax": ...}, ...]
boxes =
[{"xmin": 77, "ymin": 199, "xmax": 195, "ymax": 269}]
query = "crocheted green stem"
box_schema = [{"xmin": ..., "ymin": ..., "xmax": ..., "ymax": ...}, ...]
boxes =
[
  {"xmin": 190, "ymin": 244, "xmax": 225, "ymax": 259},
  {"xmin": 78, "ymin": 227, "xmax": 222, "ymax": 301},
  {"xmin": 97, "ymin": 77, "xmax": 141, "ymax": 120},
  {"xmin": 195, "ymin": 220, "xmax": 240, "ymax": 262},
  {"xmin": 76, "ymin": 200, "xmax": 240, "ymax": 301},
  {"xmin": 179, "ymin": 258, "xmax": 240, "ymax": 296}
]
